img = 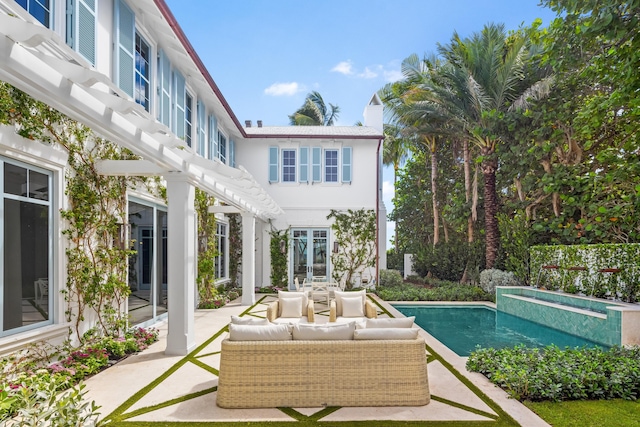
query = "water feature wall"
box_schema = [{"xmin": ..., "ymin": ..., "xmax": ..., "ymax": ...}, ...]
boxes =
[{"xmin": 496, "ymin": 286, "xmax": 640, "ymax": 346}]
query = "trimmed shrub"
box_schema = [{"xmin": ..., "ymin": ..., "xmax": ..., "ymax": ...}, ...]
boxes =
[
  {"xmin": 375, "ymin": 281, "xmax": 492, "ymax": 302},
  {"xmin": 479, "ymin": 269, "xmax": 519, "ymax": 295},
  {"xmin": 467, "ymin": 345, "xmax": 640, "ymax": 402},
  {"xmin": 379, "ymin": 269, "xmax": 403, "ymax": 287}
]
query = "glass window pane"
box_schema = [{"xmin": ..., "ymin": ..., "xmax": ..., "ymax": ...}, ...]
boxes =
[
  {"xmin": 4, "ymin": 163, "xmax": 27, "ymax": 197},
  {"xmin": 29, "ymin": 170, "xmax": 49, "ymax": 201}
]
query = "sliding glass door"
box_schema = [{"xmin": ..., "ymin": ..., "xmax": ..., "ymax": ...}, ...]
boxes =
[{"xmin": 291, "ymin": 228, "xmax": 329, "ymax": 287}]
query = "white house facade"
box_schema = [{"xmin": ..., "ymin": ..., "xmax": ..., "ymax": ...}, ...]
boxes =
[{"xmin": 0, "ymin": 0, "xmax": 384, "ymax": 357}]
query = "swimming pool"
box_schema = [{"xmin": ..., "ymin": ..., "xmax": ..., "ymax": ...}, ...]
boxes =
[{"xmin": 393, "ymin": 304, "xmax": 607, "ymax": 357}]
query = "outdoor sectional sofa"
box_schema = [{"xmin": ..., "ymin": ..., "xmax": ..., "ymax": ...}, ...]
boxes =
[{"xmin": 216, "ymin": 320, "xmax": 430, "ymax": 408}]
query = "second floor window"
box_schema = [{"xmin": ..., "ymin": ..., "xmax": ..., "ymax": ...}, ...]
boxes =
[
  {"xmin": 185, "ymin": 93, "xmax": 193, "ymax": 147},
  {"xmin": 17, "ymin": 0, "xmax": 51, "ymax": 27},
  {"xmin": 282, "ymin": 150, "xmax": 296, "ymax": 182},
  {"xmin": 218, "ymin": 132, "xmax": 227, "ymax": 163},
  {"xmin": 135, "ymin": 33, "xmax": 150, "ymax": 112},
  {"xmin": 325, "ymin": 149, "xmax": 338, "ymax": 182}
]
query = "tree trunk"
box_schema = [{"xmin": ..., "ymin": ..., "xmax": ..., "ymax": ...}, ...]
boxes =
[
  {"xmin": 429, "ymin": 140, "xmax": 439, "ymax": 246},
  {"xmin": 483, "ymin": 158, "xmax": 499, "ymax": 269},
  {"xmin": 393, "ymin": 162, "xmax": 399, "ymax": 250},
  {"xmin": 463, "ymin": 140, "xmax": 474, "ymax": 242}
]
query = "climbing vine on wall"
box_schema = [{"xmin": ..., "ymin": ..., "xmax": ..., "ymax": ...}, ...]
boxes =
[
  {"xmin": 227, "ymin": 213, "xmax": 241, "ymax": 288},
  {"xmin": 269, "ymin": 227, "xmax": 289, "ymax": 288},
  {"xmin": 0, "ymin": 82, "xmax": 157, "ymax": 341},
  {"xmin": 328, "ymin": 209, "xmax": 376, "ymax": 289},
  {"xmin": 195, "ymin": 189, "xmax": 218, "ymax": 302}
]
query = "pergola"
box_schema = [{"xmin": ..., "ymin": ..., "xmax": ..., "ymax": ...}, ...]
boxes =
[{"xmin": 0, "ymin": 12, "xmax": 282, "ymax": 355}]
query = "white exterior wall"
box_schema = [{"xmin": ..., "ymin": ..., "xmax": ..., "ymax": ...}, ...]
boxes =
[{"xmin": 237, "ymin": 136, "xmax": 380, "ymax": 287}]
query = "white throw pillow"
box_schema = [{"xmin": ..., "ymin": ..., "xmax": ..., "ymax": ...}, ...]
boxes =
[
  {"xmin": 228, "ymin": 323, "xmax": 292, "ymax": 341},
  {"xmin": 278, "ymin": 290, "xmax": 308, "ymax": 316},
  {"xmin": 334, "ymin": 290, "xmax": 366, "ymax": 316},
  {"xmin": 341, "ymin": 296, "xmax": 364, "ymax": 318},
  {"xmin": 353, "ymin": 328, "xmax": 419, "ymax": 340},
  {"xmin": 280, "ymin": 297, "xmax": 303, "ymax": 318},
  {"xmin": 230, "ymin": 315, "xmax": 270, "ymax": 326},
  {"xmin": 292, "ymin": 322, "xmax": 356, "ymax": 340},
  {"xmin": 366, "ymin": 316, "xmax": 415, "ymax": 328}
]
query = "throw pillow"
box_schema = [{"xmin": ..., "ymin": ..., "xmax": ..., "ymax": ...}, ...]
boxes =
[
  {"xmin": 366, "ymin": 316, "xmax": 415, "ymax": 328},
  {"xmin": 334, "ymin": 289, "xmax": 366, "ymax": 316},
  {"xmin": 278, "ymin": 290, "xmax": 308, "ymax": 316},
  {"xmin": 230, "ymin": 315, "xmax": 270, "ymax": 325},
  {"xmin": 280, "ymin": 296, "xmax": 303, "ymax": 318},
  {"xmin": 228, "ymin": 323, "xmax": 292, "ymax": 341},
  {"xmin": 353, "ymin": 328, "xmax": 419, "ymax": 340},
  {"xmin": 341, "ymin": 296, "xmax": 364, "ymax": 317},
  {"xmin": 292, "ymin": 322, "xmax": 356, "ymax": 340}
]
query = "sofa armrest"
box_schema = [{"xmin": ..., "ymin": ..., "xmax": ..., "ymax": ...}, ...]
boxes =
[
  {"xmin": 365, "ymin": 300, "xmax": 378, "ymax": 319},
  {"xmin": 307, "ymin": 300, "xmax": 315, "ymax": 322},
  {"xmin": 329, "ymin": 300, "xmax": 337, "ymax": 322},
  {"xmin": 266, "ymin": 300, "xmax": 279, "ymax": 322}
]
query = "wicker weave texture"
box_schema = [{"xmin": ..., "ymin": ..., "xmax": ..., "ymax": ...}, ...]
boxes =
[{"xmin": 216, "ymin": 338, "xmax": 430, "ymax": 408}]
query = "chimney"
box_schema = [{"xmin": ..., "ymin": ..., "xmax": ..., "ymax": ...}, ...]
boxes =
[
  {"xmin": 257, "ymin": 120, "xmax": 263, "ymax": 128},
  {"xmin": 245, "ymin": 120, "xmax": 252, "ymax": 127},
  {"xmin": 363, "ymin": 93, "xmax": 383, "ymax": 134}
]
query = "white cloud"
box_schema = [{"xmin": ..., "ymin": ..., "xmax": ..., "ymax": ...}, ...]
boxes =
[
  {"xmin": 331, "ymin": 60, "xmax": 354, "ymax": 75},
  {"xmin": 264, "ymin": 82, "xmax": 303, "ymax": 96},
  {"xmin": 383, "ymin": 69, "xmax": 403, "ymax": 82},
  {"xmin": 382, "ymin": 180, "xmax": 395, "ymax": 205},
  {"xmin": 357, "ymin": 67, "xmax": 378, "ymax": 79}
]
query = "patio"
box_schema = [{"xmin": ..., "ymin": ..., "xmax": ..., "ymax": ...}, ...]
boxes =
[{"xmin": 83, "ymin": 294, "xmax": 549, "ymax": 425}]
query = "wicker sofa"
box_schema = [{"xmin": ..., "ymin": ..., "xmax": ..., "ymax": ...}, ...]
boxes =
[{"xmin": 216, "ymin": 336, "xmax": 430, "ymax": 408}]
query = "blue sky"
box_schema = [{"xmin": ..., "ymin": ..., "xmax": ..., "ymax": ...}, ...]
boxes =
[{"xmin": 164, "ymin": 0, "xmax": 558, "ymax": 249}]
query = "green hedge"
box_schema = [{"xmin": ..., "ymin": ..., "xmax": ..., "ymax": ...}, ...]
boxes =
[
  {"xmin": 375, "ymin": 281, "xmax": 492, "ymax": 302},
  {"xmin": 467, "ymin": 345, "xmax": 640, "ymax": 402},
  {"xmin": 530, "ymin": 243, "xmax": 640, "ymax": 302}
]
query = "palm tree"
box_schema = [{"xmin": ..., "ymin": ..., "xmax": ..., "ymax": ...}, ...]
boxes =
[
  {"xmin": 289, "ymin": 91, "xmax": 340, "ymax": 126},
  {"xmin": 382, "ymin": 123, "xmax": 411, "ymax": 249},
  {"xmin": 436, "ymin": 23, "xmax": 552, "ymax": 268}
]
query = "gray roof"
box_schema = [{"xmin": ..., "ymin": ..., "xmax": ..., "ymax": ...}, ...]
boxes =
[{"xmin": 244, "ymin": 126, "xmax": 382, "ymax": 138}]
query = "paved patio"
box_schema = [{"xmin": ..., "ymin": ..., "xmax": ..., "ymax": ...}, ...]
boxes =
[{"xmin": 84, "ymin": 294, "xmax": 550, "ymax": 426}]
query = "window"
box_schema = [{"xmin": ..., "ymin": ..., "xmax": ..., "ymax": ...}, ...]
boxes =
[
  {"xmin": 185, "ymin": 93, "xmax": 193, "ymax": 148},
  {"xmin": 134, "ymin": 33, "xmax": 150, "ymax": 112},
  {"xmin": 1, "ymin": 159, "xmax": 52, "ymax": 336},
  {"xmin": 215, "ymin": 223, "xmax": 227, "ymax": 279},
  {"xmin": 325, "ymin": 149, "xmax": 338, "ymax": 182},
  {"xmin": 282, "ymin": 149, "xmax": 296, "ymax": 182},
  {"xmin": 218, "ymin": 132, "xmax": 227, "ymax": 163},
  {"xmin": 17, "ymin": 0, "xmax": 51, "ymax": 27}
]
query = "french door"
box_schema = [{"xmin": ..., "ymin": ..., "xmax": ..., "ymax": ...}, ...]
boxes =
[{"xmin": 291, "ymin": 228, "xmax": 329, "ymax": 287}]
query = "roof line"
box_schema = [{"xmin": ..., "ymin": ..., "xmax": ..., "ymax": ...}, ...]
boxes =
[
  {"xmin": 154, "ymin": 0, "xmax": 248, "ymax": 138},
  {"xmin": 243, "ymin": 134, "xmax": 383, "ymax": 140}
]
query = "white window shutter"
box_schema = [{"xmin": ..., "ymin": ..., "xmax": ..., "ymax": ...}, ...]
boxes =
[
  {"xmin": 174, "ymin": 71, "xmax": 185, "ymax": 138},
  {"xmin": 208, "ymin": 115, "xmax": 218, "ymax": 160},
  {"xmin": 230, "ymin": 139, "xmax": 236, "ymax": 168},
  {"xmin": 158, "ymin": 50, "xmax": 171, "ymax": 127},
  {"xmin": 115, "ymin": 0, "xmax": 134, "ymax": 96},
  {"xmin": 77, "ymin": 0, "xmax": 96, "ymax": 65}
]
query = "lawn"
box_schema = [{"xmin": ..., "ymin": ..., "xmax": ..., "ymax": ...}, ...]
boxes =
[{"xmin": 526, "ymin": 399, "xmax": 640, "ymax": 427}]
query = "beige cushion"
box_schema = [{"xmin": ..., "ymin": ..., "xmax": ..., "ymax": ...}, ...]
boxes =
[
  {"xmin": 228, "ymin": 323, "xmax": 292, "ymax": 341},
  {"xmin": 280, "ymin": 297, "xmax": 303, "ymax": 318},
  {"xmin": 366, "ymin": 316, "xmax": 415, "ymax": 328},
  {"xmin": 341, "ymin": 296, "xmax": 365, "ymax": 317},
  {"xmin": 278, "ymin": 290, "xmax": 308, "ymax": 316},
  {"xmin": 292, "ymin": 322, "xmax": 356, "ymax": 340},
  {"xmin": 353, "ymin": 328, "xmax": 419, "ymax": 340},
  {"xmin": 230, "ymin": 315, "xmax": 271, "ymax": 326},
  {"xmin": 334, "ymin": 290, "xmax": 366, "ymax": 316}
]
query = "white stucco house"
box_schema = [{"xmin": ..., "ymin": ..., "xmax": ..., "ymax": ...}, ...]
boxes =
[{"xmin": 0, "ymin": 0, "xmax": 385, "ymax": 356}]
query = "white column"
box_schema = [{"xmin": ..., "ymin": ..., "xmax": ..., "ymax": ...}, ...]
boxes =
[
  {"xmin": 241, "ymin": 212, "xmax": 256, "ymax": 306},
  {"xmin": 165, "ymin": 175, "xmax": 196, "ymax": 355}
]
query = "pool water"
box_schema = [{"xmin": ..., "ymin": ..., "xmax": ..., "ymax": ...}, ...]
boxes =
[{"xmin": 393, "ymin": 305, "xmax": 607, "ymax": 357}]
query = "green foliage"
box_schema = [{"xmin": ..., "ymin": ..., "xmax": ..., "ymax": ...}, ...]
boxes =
[
  {"xmin": 375, "ymin": 280, "xmax": 491, "ymax": 302},
  {"xmin": 467, "ymin": 345, "xmax": 640, "ymax": 402},
  {"xmin": 498, "ymin": 211, "xmax": 534, "ymax": 285},
  {"xmin": 479, "ymin": 269, "xmax": 519, "ymax": 295},
  {"xmin": 288, "ymin": 91, "xmax": 340, "ymax": 126},
  {"xmin": 327, "ymin": 209, "xmax": 376, "ymax": 288},
  {"xmin": 378, "ymin": 269, "xmax": 404, "ymax": 287},
  {"xmin": 414, "ymin": 240, "xmax": 485, "ymax": 283},
  {"xmin": 531, "ymin": 243, "xmax": 640, "ymax": 302},
  {"xmin": 269, "ymin": 228, "xmax": 289, "ymax": 288},
  {"xmin": 227, "ymin": 214, "xmax": 242, "ymax": 287},
  {"xmin": 195, "ymin": 189, "xmax": 218, "ymax": 304}
]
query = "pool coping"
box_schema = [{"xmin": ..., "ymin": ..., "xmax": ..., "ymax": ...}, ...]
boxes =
[{"xmin": 380, "ymin": 298, "xmax": 549, "ymax": 427}]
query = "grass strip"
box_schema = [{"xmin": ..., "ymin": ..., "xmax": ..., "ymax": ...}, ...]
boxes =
[
  {"xmin": 119, "ymin": 386, "xmax": 218, "ymax": 421},
  {"xmin": 189, "ymin": 356, "xmax": 219, "ymax": 376},
  {"xmin": 430, "ymin": 395, "xmax": 498, "ymax": 420}
]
